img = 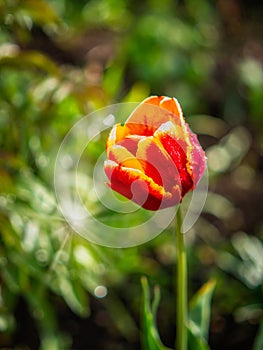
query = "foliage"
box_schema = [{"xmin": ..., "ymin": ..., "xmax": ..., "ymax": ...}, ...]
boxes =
[
  {"xmin": 141, "ymin": 277, "xmax": 172, "ymax": 350},
  {"xmin": 141, "ymin": 277, "xmax": 215, "ymax": 350},
  {"xmin": 188, "ymin": 280, "xmax": 216, "ymax": 350}
]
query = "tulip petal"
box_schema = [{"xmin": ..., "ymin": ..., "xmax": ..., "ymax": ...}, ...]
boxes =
[
  {"xmin": 136, "ymin": 136, "xmax": 181, "ymax": 191},
  {"xmin": 104, "ymin": 160, "xmax": 181, "ymax": 210},
  {"xmin": 126, "ymin": 96, "xmax": 185, "ymax": 131},
  {"xmin": 155, "ymin": 122, "xmax": 206, "ymax": 186},
  {"xmin": 154, "ymin": 122, "xmax": 194, "ymax": 195},
  {"xmin": 106, "ymin": 123, "xmax": 153, "ymax": 151},
  {"xmin": 106, "ymin": 124, "xmax": 129, "ymax": 151},
  {"xmin": 159, "ymin": 96, "xmax": 182, "ymax": 117},
  {"xmin": 118, "ymin": 135, "xmax": 145, "ymax": 156},
  {"xmin": 187, "ymin": 128, "xmax": 207, "ymax": 185},
  {"xmin": 108, "ymin": 145, "xmax": 145, "ymax": 172},
  {"xmin": 156, "ymin": 121, "xmax": 190, "ymax": 149}
]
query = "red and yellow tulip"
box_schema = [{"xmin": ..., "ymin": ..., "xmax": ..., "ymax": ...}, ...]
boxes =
[{"xmin": 104, "ymin": 96, "xmax": 206, "ymax": 210}]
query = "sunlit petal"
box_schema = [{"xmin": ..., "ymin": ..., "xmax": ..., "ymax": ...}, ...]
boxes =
[
  {"xmin": 127, "ymin": 96, "xmax": 184, "ymax": 130},
  {"xmin": 108, "ymin": 145, "xmax": 145, "ymax": 172}
]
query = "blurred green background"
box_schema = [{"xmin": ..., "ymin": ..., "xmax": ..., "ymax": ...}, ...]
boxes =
[{"xmin": 0, "ymin": 0, "xmax": 263, "ymax": 349}]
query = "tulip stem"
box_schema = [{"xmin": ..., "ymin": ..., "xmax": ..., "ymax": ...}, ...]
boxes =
[{"xmin": 175, "ymin": 206, "xmax": 187, "ymax": 350}]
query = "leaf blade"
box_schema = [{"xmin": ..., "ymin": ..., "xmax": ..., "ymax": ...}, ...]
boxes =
[
  {"xmin": 141, "ymin": 277, "xmax": 173, "ymax": 350},
  {"xmin": 189, "ymin": 279, "xmax": 216, "ymax": 341}
]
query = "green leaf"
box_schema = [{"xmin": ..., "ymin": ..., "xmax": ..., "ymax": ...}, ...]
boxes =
[
  {"xmin": 189, "ymin": 279, "xmax": 216, "ymax": 339},
  {"xmin": 141, "ymin": 276, "xmax": 173, "ymax": 350},
  {"xmin": 187, "ymin": 327, "xmax": 210, "ymax": 350},
  {"xmin": 188, "ymin": 279, "xmax": 216, "ymax": 343}
]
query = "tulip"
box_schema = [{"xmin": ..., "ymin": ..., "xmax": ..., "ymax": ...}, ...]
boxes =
[{"xmin": 104, "ymin": 96, "xmax": 206, "ymax": 210}]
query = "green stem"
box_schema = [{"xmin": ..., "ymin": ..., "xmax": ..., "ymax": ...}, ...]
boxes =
[{"xmin": 175, "ymin": 206, "xmax": 187, "ymax": 350}]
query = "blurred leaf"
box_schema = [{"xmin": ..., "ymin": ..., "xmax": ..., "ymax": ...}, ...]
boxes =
[
  {"xmin": 141, "ymin": 276, "xmax": 173, "ymax": 350},
  {"xmin": 103, "ymin": 61, "xmax": 125, "ymax": 98},
  {"xmin": 0, "ymin": 312, "xmax": 15, "ymax": 332},
  {"xmin": 187, "ymin": 115, "xmax": 228, "ymax": 139},
  {"xmin": 239, "ymin": 58, "xmax": 263, "ymax": 90},
  {"xmin": 189, "ymin": 279, "xmax": 216, "ymax": 341},
  {"xmin": 82, "ymin": 0, "xmax": 130, "ymax": 30},
  {"xmin": 123, "ymin": 81, "xmax": 150, "ymax": 103},
  {"xmin": 40, "ymin": 334, "xmax": 69, "ymax": 350},
  {"xmin": 2, "ymin": 267, "xmax": 20, "ymax": 294},
  {"xmin": 203, "ymin": 193, "xmax": 235, "ymax": 220},
  {"xmin": 217, "ymin": 233, "xmax": 263, "ymax": 288},
  {"xmin": 59, "ymin": 277, "xmax": 89, "ymax": 317},
  {"xmin": 104, "ymin": 292, "xmax": 138, "ymax": 341},
  {"xmin": 0, "ymin": 169, "xmax": 12, "ymax": 192},
  {"xmin": 0, "ymin": 51, "xmax": 59, "ymax": 75},
  {"xmin": 18, "ymin": 0, "xmax": 59, "ymax": 25}
]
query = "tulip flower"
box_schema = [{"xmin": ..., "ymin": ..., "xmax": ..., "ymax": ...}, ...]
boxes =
[{"xmin": 104, "ymin": 96, "xmax": 206, "ymax": 210}]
